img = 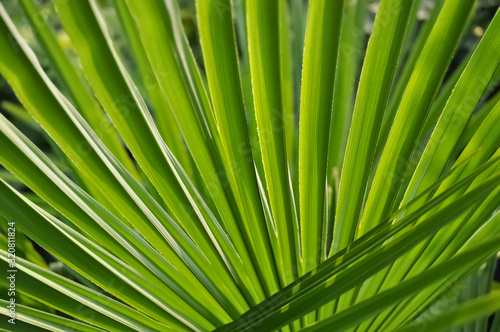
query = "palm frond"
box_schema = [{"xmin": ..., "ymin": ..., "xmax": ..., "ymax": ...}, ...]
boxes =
[{"xmin": 0, "ymin": 0, "xmax": 499, "ymax": 331}]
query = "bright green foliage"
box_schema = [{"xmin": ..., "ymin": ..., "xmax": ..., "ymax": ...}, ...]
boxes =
[
  {"xmin": 0, "ymin": 0, "xmax": 499, "ymax": 331},
  {"xmin": 298, "ymin": 0, "xmax": 343, "ymax": 274}
]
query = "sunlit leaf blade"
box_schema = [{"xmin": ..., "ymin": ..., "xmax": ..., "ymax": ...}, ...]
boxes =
[
  {"xmin": 0, "ymin": 317, "xmax": 47, "ymax": 332},
  {"xmin": 436, "ymin": 102, "xmax": 500, "ymax": 199},
  {"xmin": 353, "ymin": 150, "xmax": 500, "ymax": 331},
  {"xmin": 419, "ymin": 46, "xmax": 475, "ymax": 139},
  {"xmin": 454, "ymin": 256, "xmax": 497, "ymax": 332},
  {"xmin": 327, "ymin": 0, "xmax": 368, "ymax": 174},
  {"xmin": 290, "ymin": 0, "xmax": 306, "ymax": 113},
  {"xmin": 376, "ymin": 0, "xmax": 446, "ymax": 155},
  {"xmin": 357, "ymin": 102, "xmax": 500, "ymax": 316},
  {"xmin": 0, "ymin": 299, "xmax": 106, "ymax": 332},
  {"xmin": 324, "ymin": 0, "xmax": 369, "ymax": 274},
  {"xmin": 300, "ymin": 236, "xmax": 500, "ymax": 332},
  {"xmin": 369, "ymin": 162, "xmax": 500, "ymax": 331},
  {"xmin": 124, "ymin": 0, "xmax": 274, "ymax": 304},
  {"xmin": 113, "ymin": 0, "xmax": 191, "ymax": 177},
  {"xmin": 358, "ymin": 0, "xmax": 476, "ymax": 236},
  {"xmin": 52, "ymin": 0, "xmax": 262, "ymax": 316},
  {"xmin": 1, "ymin": 100, "xmax": 35, "ymax": 126},
  {"xmin": 0, "ymin": 3, "xmax": 247, "ymax": 321},
  {"xmin": 330, "ymin": 0, "xmax": 418, "ymax": 316},
  {"xmin": 454, "ymin": 86, "xmax": 500, "ymax": 161},
  {"xmin": 246, "ymin": 0, "xmax": 301, "ymax": 292},
  {"xmin": 298, "ymin": 0, "xmax": 343, "ymax": 276},
  {"xmin": 0, "ymin": 253, "xmax": 169, "ymax": 331},
  {"xmin": 332, "ymin": 0, "xmax": 416, "ymax": 256},
  {"xmin": 0, "ymin": 217, "xmax": 45, "ymax": 269},
  {"xmin": 0, "ymin": 113, "xmax": 233, "ymax": 326},
  {"xmin": 400, "ymin": 7, "xmax": 500, "ymax": 212},
  {"xmin": 17, "ymin": 0, "xmax": 137, "ymax": 179},
  {"xmin": 279, "ymin": 0, "xmax": 295, "ymax": 170},
  {"xmin": 216, "ymin": 170, "xmax": 500, "ymax": 332},
  {"xmin": 295, "ymin": 1, "xmax": 343, "ymax": 325},
  {"xmin": 196, "ymin": 0, "xmax": 285, "ymax": 302},
  {"xmin": 348, "ymin": 12, "xmax": 500, "ymax": 326},
  {"xmin": 0, "ymin": 179, "xmax": 200, "ymax": 330}
]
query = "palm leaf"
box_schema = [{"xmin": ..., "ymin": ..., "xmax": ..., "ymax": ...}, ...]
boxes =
[{"xmin": 0, "ymin": 0, "xmax": 499, "ymax": 331}]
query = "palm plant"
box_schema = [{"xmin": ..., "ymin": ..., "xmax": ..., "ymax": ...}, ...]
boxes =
[{"xmin": 0, "ymin": 0, "xmax": 500, "ymax": 330}]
